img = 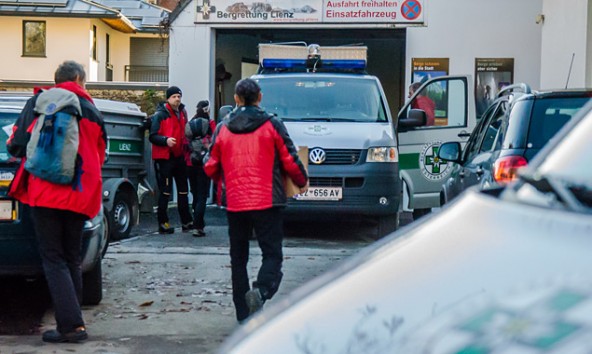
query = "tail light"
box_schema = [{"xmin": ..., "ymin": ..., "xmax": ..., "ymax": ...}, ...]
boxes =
[{"xmin": 493, "ymin": 156, "xmax": 528, "ymax": 183}]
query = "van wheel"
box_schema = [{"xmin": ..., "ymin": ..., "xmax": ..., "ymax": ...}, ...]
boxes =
[
  {"xmin": 82, "ymin": 260, "xmax": 102, "ymax": 305},
  {"xmin": 110, "ymin": 192, "xmax": 132, "ymax": 240},
  {"xmin": 376, "ymin": 213, "xmax": 399, "ymax": 239},
  {"xmin": 412, "ymin": 208, "xmax": 431, "ymax": 220}
]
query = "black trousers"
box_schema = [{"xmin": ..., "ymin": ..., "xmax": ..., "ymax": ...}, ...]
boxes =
[
  {"xmin": 187, "ymin": 165, "xmax": 210, "ymax": 229},
  {"xmin": 227, "ymin": 207, "xmax": 284, "ymax": 321},
  {"xmin": 154, "ymin": 156, "xmax": 192, "ymax": 225},
  {"xmin": 31, "ymin": 207, "xmax": 87, "ymax": 334}
]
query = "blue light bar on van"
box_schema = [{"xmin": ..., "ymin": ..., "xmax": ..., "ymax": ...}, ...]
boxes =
[
  {"xmin": 261, "ymin": 59, "xmax": 307, "ymax": 69},
  {"xmin": 261, "ymin": 59, "xmax": 366, "ymax": 70}
]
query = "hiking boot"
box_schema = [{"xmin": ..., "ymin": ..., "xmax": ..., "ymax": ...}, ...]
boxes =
[
  {"xmin": 42, "ymin": 327, "xmax": 88, "ymax": 343},
  {"xmin": 182, "ymin": 222, "xmax": 194, "ymax": 232},
  {"xmin": 159, "ymin": 222, "xmax": 174, "ymax": 234},
  {"xmin": 245, "ymin": 288, "xmax": 265, "ymax": 315},
  {"xmin": 192, "ymin": 228, "xmax": 206, "ymax": 237}
]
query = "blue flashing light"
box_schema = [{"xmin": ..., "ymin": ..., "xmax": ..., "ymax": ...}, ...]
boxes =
[
  {"xmin": 322, "ymin": 60, "xmax": 366, "ymax": 70},
  {"xmin": 261, "ymin": 58, "xmax": 366, "ymax": 70},
  {"xmin": 262, "ymin": 59, "xmax": 307, "ymax": 69}
]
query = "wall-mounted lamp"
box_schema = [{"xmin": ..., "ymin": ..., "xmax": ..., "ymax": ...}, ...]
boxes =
[{"xmin": 535, "ymin": 14, "xmax": 545, "ymax": 24}]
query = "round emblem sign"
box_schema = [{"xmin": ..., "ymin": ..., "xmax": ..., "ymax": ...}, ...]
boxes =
[{"xmin": 419, "ymin": 141, "xmax": 450, "ymax": 181}]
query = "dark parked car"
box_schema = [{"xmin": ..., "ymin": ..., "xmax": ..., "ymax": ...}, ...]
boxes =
[
  {"xmin": 0, "ymin": 102, "xmax": 107, "ymax": 305},
  {"xmin": 438, "ymin": 84, "xmax": 591, "ymax": 205},
  {"xmin": 217, "ymin": 98, "xmax": 592, "ymax": 354}
]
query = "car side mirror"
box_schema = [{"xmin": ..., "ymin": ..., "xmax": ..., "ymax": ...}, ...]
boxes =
[
  {"xmin": 437, "ymin": 142, "xmax": 462, "ymax": 163},
  {"xmin": 399, "ymin": 109, "xmax": 427, "ymax": 130}
]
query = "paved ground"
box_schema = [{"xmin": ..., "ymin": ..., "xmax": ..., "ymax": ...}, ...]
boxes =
[{"xmin": 0, "ymin": 205, "xmax": 408, "ymax": 354}]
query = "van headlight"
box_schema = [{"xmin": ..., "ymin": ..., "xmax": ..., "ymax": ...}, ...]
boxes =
[{"xmin": 366, "ymin": 147, "xmax": 398, "ymax": 162}]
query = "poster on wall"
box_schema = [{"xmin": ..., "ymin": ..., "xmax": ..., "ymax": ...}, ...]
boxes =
[
  {"xmin": 411, "ymin": 58, "xmax": 449, "ymax": 84},
  {"xmin": 195, "ymin": 0, "xmax": 426, "ymax": 24},
  {"xmin": 475, "ymin": 58, "xmax": 514, "ymax": 117}
]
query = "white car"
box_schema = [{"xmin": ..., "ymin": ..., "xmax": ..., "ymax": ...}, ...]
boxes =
[{"xmin": 218, "ymin": 99, "xmax": 592, "ymax": 353}]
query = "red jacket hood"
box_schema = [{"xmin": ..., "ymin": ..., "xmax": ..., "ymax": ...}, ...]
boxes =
[{"xmin": 33, "ymin": 81, "xmax": 94, "ymax": 103}]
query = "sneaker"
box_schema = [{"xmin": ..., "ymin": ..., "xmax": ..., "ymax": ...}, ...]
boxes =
[
  {"xmin": 158, "ymin": 222, "xmax": 174, "ymax": 234},
  {"xmin": 42, "ymin": 327, "xmax": 88, "ymax": 343},
  {"xmin": 181, "ymin": 222, "xmax": 194, "ymax": 232},
  {"xmin": 192, "ymin": 228, "xmax": 206, "ymax": 237},
  {"xmin": 245, "ymin": 288, "xmax": 265, "ymax": 315}
]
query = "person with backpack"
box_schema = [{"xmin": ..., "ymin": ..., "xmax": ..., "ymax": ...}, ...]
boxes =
[
  {"xmin": 204, "ymin": 79, "xmax": 309, "ymax": 322},
  {"xmin": 149, "ymin": 86, "xmax": 194, "ymax": 234},
  {"xmin": 6, "ymin": 60, "xmax": 107, "ymax": 343},
  {"xmin": 185, "ymin": 100, "xmax": 216, "ymax": 237}
]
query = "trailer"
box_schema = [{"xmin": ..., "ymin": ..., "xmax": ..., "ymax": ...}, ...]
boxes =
[{"xmin": 0, "ymin": 93, "xmax": 153, "ymax": 241}]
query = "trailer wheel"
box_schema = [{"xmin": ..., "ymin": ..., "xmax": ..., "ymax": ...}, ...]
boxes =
[{"xmin": 110, "ymin": 192, "xmax": 133, "ymax": 240}]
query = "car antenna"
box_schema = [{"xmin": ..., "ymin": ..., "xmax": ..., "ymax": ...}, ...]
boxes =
[{"xmin": 565, "ymin": 53, "xmax": 575, "ymax": 89}]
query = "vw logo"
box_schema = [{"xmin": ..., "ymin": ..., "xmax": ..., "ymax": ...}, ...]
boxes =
[{"xmin": 309, "ymin": 148, "xmax": 326, "ymax": 164}]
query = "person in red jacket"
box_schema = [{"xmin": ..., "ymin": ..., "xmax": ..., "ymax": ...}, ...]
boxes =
[
  {"xmin": 149, "ymin": 86, "xmax": 193, "ymax": 234},
  {"xmin": 409, "ymin": 82, "xmax": 436, "ymax": 126},
  {"xmin": 204, "ymin": 78, "xmax": 308, "ymax": 322},
  {"xmin": 7, "ymin": 61, "xmax": 106, "ymax": 343}
]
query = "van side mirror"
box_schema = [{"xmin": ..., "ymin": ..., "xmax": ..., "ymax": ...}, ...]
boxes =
[
  {"xmin": 398, "ymin": 109, "xmax": 427, "ymax": 130},
  {"xmin": 437, "ymin": 142, "xmax": 462, "ymax": 163}
]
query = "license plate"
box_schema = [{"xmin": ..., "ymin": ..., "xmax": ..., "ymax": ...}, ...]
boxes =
[
  {"xmin": 0, "ymin": 200, "xmax": 13, "ymax": 220},
  {"xmin": 294, "ymin": 187, "xmax": 342, "ymax": 201}
]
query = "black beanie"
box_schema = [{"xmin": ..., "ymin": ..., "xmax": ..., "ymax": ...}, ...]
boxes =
[
  {"xmin": 166, "ymin": 86, "xmax": 182, "ymax": 99},
  {"xmin": 197, "ymin": 100, "xmax": 209, "ymax": 109}
]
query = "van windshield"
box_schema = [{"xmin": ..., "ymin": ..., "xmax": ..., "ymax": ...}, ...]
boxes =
[
  {"xmin": 256, "ymin": 77, "xmax": 388, "ymax": 122},
  {"xmin": 0, "ymin": 113, "xmax": 19, "ymax": 163}
]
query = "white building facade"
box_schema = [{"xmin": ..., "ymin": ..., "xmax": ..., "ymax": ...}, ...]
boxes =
[{"xmin": 167, "ymin": 0, "xmax": 591, "ymax": 115}]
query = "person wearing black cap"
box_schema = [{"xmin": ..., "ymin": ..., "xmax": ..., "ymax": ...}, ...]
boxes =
[
  {"xmin": 149, "ymin": 86, "xmax": 193, "ymax": 234},
  {"xmin": 184, "ymin": 100, "xmax": 216, "ymax": 237}
]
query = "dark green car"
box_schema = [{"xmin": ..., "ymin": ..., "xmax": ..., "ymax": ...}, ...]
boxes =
[{"xmin": 0, "ymin": 103, "xmax": 107, "ymax": 305}]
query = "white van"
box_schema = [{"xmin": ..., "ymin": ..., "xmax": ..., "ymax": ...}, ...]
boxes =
[
  {"xmin": 252, "ymin": 43, "xmax": 400, "ymax": 236},
  {"xmin": 249, "ymin": 44, "xmax": 477, "ymax": 234}
]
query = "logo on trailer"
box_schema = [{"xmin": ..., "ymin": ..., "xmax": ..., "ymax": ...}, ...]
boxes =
[
  {"xmin": 309, "ymin": 148, "xmax": 326, "ymax": 165},
  {"xmin": 419, "ymin": 141, "xmax": 450, "ymax": 181}
]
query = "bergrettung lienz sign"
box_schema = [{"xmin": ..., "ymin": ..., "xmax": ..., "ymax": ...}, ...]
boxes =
[{"xmin": 195, "ymin": 0, "xmax": 425, "ymax": 24}]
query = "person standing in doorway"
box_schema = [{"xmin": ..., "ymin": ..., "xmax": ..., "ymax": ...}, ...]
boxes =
[
  {"xmin": 204, "ymin": 78, "xmax": 309, "ymax": 322},
  {"xmin": 185, "ymin": 100, "xmax": 216, "ymax": 237},
  {"xmin": 409, "ymin": 82, "xmax": 436, "ymax": 126},
  {"xmin": 7, "ymin": 60, "xmax": 107, "ymax": 343},
  {"xmin": 149, "ymin": 86, "xmax": 193, "ymax": 234}
]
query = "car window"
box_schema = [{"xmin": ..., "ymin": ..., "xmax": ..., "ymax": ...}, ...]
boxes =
[
  {"xmin": 256, "ymin": 77, "xmax": 388, "ymax": 122},
  {"xmin": 527, "ymin": 97, "xmax": 590, "ymax": 149},
  {"xmin": 479, "ymin": 101, "xmax": 507, "ymax": 152},
  {"xmin": 463, "ymin": 99, "xmax": 501, "ymax": 161},
  {"xmin": 0, "ymin": 112, "xmax": 19, "ymax": 162}
]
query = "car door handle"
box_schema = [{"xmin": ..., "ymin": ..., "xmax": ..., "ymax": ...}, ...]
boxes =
[
  {"xmin": 476, "ymin": 167, "xmax": 484, "ymax": 176},
  {"xmin": 458, "ymin": 130, "xmax": 471, "ymax": 138}
]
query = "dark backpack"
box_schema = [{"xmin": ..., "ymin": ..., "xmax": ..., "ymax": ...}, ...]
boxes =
[
  {"xmin": 25, "ymin": 88, "xmax": 83, "ymax": 189},
  {"xmin": 185, "ymin": 117, "xmax": 210, "ymax": 166}
]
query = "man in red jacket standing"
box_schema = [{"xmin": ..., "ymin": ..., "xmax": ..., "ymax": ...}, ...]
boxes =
[
  {"xmin": 205, "ymin": 78, "xmax": 308, "ymax": 322},
  {"xmin": 7, "ymin": 61, "xmax": 106, "ymax": 343},
  {"xmin": 149, "ymin": 86, "xmax": 193, "ymax": 234}
]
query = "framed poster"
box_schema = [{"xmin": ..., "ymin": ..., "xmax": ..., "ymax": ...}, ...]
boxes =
[
  {"xmin": 410, "ymin": 58, "xmax": 450, "ymax": 125},
  {"xmin": 475, "ymin": 58, "xmax": 514, "ymax": 118}
]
